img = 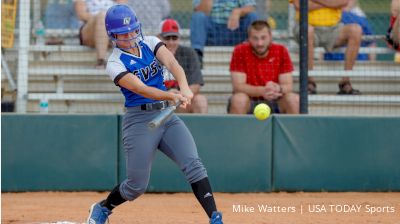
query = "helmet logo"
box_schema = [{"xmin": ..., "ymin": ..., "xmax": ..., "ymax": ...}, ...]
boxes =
[{"xmin": 123, "ymin": 17, "xmax": 131, "ymax": 25}]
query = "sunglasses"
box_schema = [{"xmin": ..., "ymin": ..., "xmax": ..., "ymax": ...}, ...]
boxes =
[{"xmin": 163, "ymin": 36, "xmax": 179, "ymax": 41}]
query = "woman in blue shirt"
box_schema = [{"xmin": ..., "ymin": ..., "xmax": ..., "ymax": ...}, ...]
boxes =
[{"xmin": 85, "ymin": 4, "xmax": 223, "ymax": 224}]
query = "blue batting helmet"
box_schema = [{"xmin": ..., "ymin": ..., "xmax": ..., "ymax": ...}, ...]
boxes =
[{"xmin": 105, "ymin": 4, "xmax": 141, "ymax": 38}]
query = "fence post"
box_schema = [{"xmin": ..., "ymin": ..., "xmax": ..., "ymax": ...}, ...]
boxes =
[
  {"xmin": 16, "ymin": 0, "xmax": 30, "ymax": 113},
  {"xmin": 299, "ymin": 0, "xmax": 308, "ymax": 114}
]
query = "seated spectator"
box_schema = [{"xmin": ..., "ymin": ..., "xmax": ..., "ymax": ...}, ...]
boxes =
[
  {"xmin": 158, "ymin": 19, "xmax": 208, "ymax": 113},
  {"xmin": 387, "ymin": 0, "xmax": 400, "ymax": 52},
  {"xmin": 190, "ymin": 0, "xmax": 258, "ymax": 66},
  {"xmin": 44, "ymin": 0, "xmax": 80, "ymax": 45},
  {"xmin": 74, "ymin": 0, "xmax": 127, "ymax": 68},
  {"xmin": 127, "ymin": 0, "xmax": 170, "ymax": 32},
  {"xmin": 229, "ymin": 20, "xmax": 299, "ymax": 114},
  {"xmin": 293, "ymin": 0, "xmax": 362, "ymax": 95},
  {"xmin": 325, "ymin": 0, "xmax": 375, "ymax": 61}
]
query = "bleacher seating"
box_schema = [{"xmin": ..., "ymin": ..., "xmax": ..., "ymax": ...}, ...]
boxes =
[{"xmin": 2, "ymin": 28, "xmax": 400, "ymax": 115}]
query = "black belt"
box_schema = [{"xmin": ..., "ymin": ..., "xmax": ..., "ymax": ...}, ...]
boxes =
[{"xmin": 140, "ymin": 100, "xmax": 169, "ymax": 110}]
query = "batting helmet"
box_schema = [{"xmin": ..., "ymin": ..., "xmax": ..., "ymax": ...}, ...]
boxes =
[{"xmin": 105, "ymin": 4, "xmax": 142, "ymax": 43}]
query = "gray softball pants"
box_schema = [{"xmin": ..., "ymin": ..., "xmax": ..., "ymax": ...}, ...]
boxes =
[{"xmin": 119, "ymin": 107, "xmax": 208, "ymax": 201}]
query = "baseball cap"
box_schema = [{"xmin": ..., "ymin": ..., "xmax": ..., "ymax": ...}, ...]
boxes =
[{"xmin": 159, "ymin": 19, "xmax": 180, "ymax": 37}]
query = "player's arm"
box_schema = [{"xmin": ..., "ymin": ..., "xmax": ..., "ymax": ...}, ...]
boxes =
[
  {"xmin": 117, "ymin": 73, "xmax": 185, "ymax": 102},
  {"xmin": 231, "ymin": 72, "xmax": 266, "ymax": 97},
  {"xmin": 278, "ymin": 73, "xmax": 294, "ymax": 94},
  {"xmin": 156, "ymin": 45, "xmax": 194, "ymax": 103}
]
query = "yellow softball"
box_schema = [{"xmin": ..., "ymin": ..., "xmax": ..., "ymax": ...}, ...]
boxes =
[{"xmin": 253, "ymin": 103, "xmax": 271, "ymax": 121}]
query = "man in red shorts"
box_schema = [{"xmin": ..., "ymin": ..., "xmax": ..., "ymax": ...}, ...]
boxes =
[{"xmin": 228, "ymin": 20, "xmax": 299, "ymax": 114}]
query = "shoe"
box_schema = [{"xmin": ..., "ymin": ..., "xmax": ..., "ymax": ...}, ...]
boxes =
[
  {"xmin": 87, "ymin": 202, "xmax": 112, "ymax": 224},
  {"xmin": 307, "ymin": 77, "xmax": 317, "ymax": 94},
  {"xmin": 308, "ymin": 80, "xmax": 317, "ymax": 94},
  {"xmin": 210, "ymin": 211, "xmax": 223, "ymax": 224},
  {"xmin": 337, "ymin": 80, "xmax": 361, "ymax": 95},
  {"xmin": 95, "ymin": 59, "xmax": 106, "ymax": 69}
]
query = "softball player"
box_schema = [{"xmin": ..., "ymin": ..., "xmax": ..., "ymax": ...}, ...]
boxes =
[{"xmin": 86, "ymin": 4, "xmax": 223, "ymax": 224}]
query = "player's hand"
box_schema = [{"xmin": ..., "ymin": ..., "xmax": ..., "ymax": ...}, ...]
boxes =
[
  {"xmin": 227, "ymin": 9, "xmax": 240, "ymax": 30},
  {"xmin": 170, "ymin": 92, "xmax": 188, "ymax": 109},
  {"xmin": 179, "ymin": 87, "xmax": 194, "ymax": 106}
]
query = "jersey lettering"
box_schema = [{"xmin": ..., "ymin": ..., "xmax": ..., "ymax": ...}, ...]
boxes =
[
  {"xmin": 150, "ymin": 61, "xmax": 158, "ymax": 76},
  {"xmin": 140, "ymin": 66, "xmax": 151, "ymax": 81},
  {"xmin": 132, "ymin": 59, "xmax": 161, "ymax": 82},
  {"xmin": 132, "ymin": 70, "xmax": 140, "ymax": 80}
]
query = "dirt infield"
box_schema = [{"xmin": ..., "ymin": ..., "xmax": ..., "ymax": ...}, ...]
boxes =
[{"xmin": 2, "ymin": 192, "xmax": 400, "ymax": 224}]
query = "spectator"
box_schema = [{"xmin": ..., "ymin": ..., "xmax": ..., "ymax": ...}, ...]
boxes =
[
  {"xmin": 44, "ymin": 0, "xmax": 80, "ymax": 45},
  {"xmin": 229, "ymin": 20, "xmax": 299, "ymax": 114},
  {"xmin": 74, "ymin": 0, "xmax": 127, "ymax": 68},
  {"xmin": 190, "ymin": 0, "xmax": 258, "ymax": 66},
  {"xmin": 387, "ymin": 0, "xmax": 400, "ymax": 52},
  {"xmin": 158, "ymin": 19, "xmax": 208, "ymax": 113},
  {"xmin": 324, "ymin": 0, "xmax": 375, "ymax": 61},
  {"xmin": 127, "ymin": 0, "xmax": 170, "ymax": 32},
  {"xmin": 293, "ymin": 0, "xmax": 362, "ymax": 95}
]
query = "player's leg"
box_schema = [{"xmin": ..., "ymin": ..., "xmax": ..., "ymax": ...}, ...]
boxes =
[
  {"xmin": 228, "ymin": 92, "xmax": 251, "ymax": 114},
  {"xmin": 87, "ymin": 110, "xmax": 162, "ymax": 224},
  {"xmin": 158, "ymin": 116, "xmax": 222, "ymax": 223},
  {"xmin": 277, "ymin": 93, "xmax": 299, "ymax": 114},
  {"xmin": 118, "ymin": 110, "xmax": 163, "ymax": 201}
]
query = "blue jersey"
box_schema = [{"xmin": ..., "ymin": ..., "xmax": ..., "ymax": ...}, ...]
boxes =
[{"xmin": 106, "ymin": 36, "xmax": 167, "ymax": 107}]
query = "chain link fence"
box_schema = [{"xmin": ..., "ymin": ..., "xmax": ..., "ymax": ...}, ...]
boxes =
[{"xmin": 1, "ymin": 0, "xmax": 399, "ymax": 115}]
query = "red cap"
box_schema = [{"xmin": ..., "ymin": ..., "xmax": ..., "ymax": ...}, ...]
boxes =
[{"xmin": 159, "ymin": 19, "xmax": 180, "ymax": 37}]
